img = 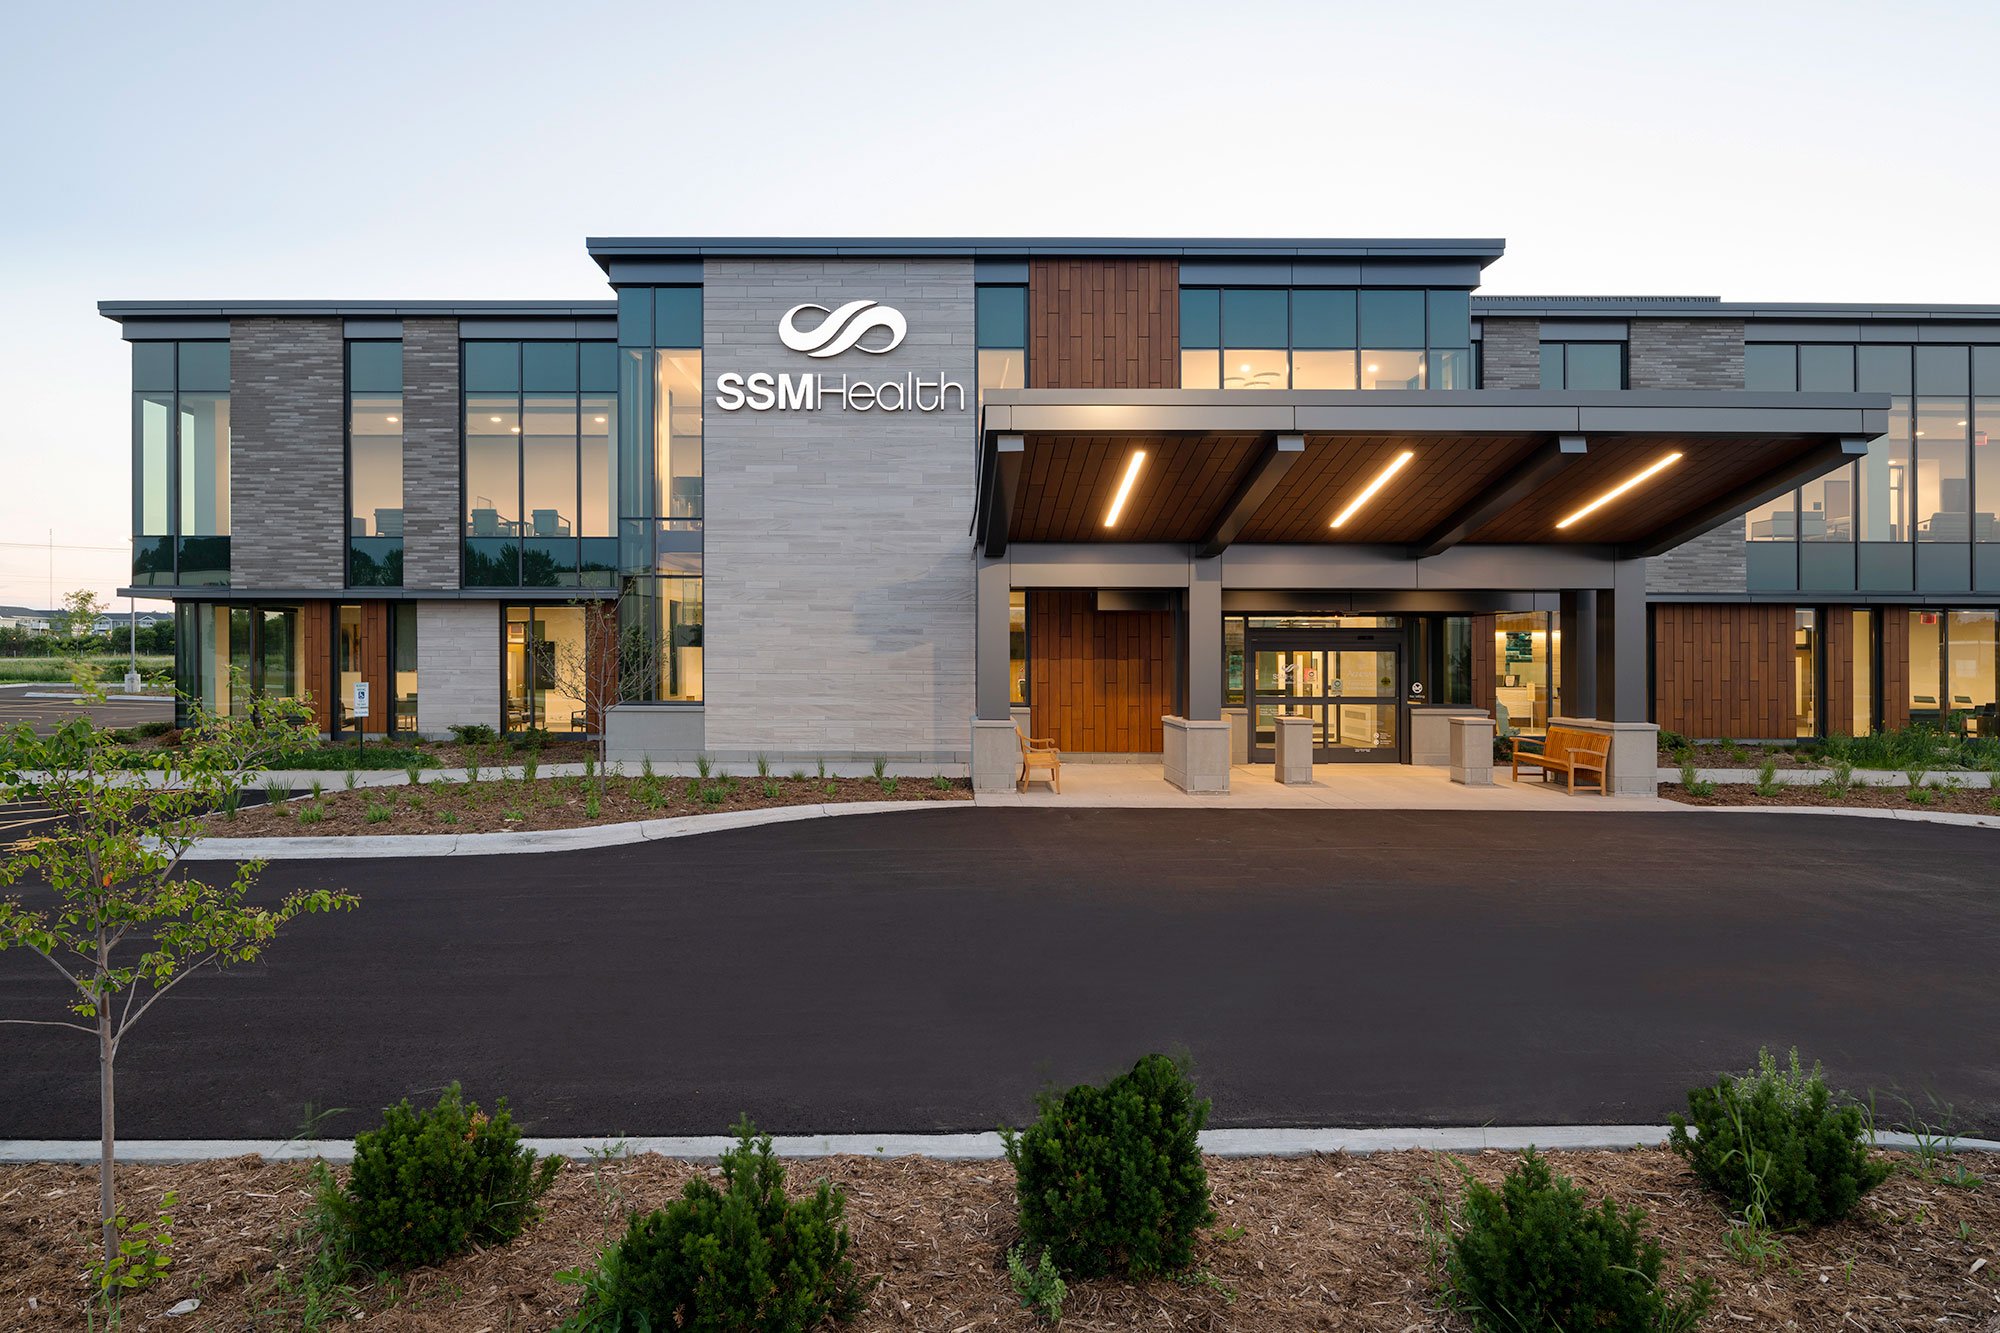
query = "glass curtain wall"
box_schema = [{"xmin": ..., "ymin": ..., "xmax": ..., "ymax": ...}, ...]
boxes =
[
  {"xmin": 1180, "ymin": 288, "xmax": 1473, "ymax": 391},
  {"xmin": 462, "ymin": 341, "xmax": 618, "ymax": 587},
  {"xmin": 1493, "ymin": 612, "xmax": 1560, "ymax": 735},
  {"xmin": 131, "ymin": 341, "xmax": 230, "ymax": 585},
  {"xmin": 347, "ymin": 341, "xmax": 404, "ymax": 586},
  {"xmin": 976, "ymin": 285, "xmax": 1027, "ymax": 408},
  {"xmin": 1852, "ymin": 608, "xmax": 1875, "ymax": 736},
  {"xmin": 1793, "ymin": 609, "xmax": 1818, "ymax": 737},
  {"xmin": 616, "ymin": 285, "xmax": 705, "ymax": 704},
  {"xmin": 503, "ymin": 604, "xmax": 590, "ymax": 732},
  {"xmin": 173, "ymin": 601, "xmax": 299, "ymax": 724}
]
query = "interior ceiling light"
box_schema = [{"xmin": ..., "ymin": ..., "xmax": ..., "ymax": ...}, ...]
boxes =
[
  {"xmin": 1555, "ymin": 452, "xmax": 1683, "ymax": 530},
  {"xmin": 1329, "ymin": 450, "xmax": 1415, "ymax": 529},
  {"xmin": 1103, "ymin": 449, "xmax": 1148, "ymax": 528}
]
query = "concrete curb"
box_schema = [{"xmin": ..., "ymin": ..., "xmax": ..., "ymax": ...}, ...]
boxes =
[
  {"xmin": 181, "ymin": 799, "xmax": 976, "ymax": 860},
  {"xmin": 1676, "ymin": 805, "xmax": 2000, "ymax": 830},
  {"xmin": 4, "ymin": 1126, "xmax": 1992, "ymax": 1166},
  {"xmin": 1658, "ymin": 765, "xmax": 1998, "ymax": 789}
]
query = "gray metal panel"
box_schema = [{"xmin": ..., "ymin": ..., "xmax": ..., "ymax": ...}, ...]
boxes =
[
  {"xmin": 1857, "ymin": 323, "xmax": 1923, "ymax": 343},
  {"xmin": 1917, "ymin": 324, "xmax": 2000, "ymax": 344},
  {"xmin": 1746, "ymin": 322, "xmax": 1863, "ymax": 343},
  {"xmin": 1477, "ymin": 297, "xmax": 2000, "ymax": 322},
  {"xmin": 1290, "ymin": 260, "xmax": 1366, "ymax": 285},
  {"xmin": 119, "ymin": 319, "xmax": 229, "ymax": 340},
  {"xmin": 1799, "ymin": 543, "xmax": 1856, "ymax": 592},
  {"xmin": 101, "ymin": 300, "xmax": 615, "ymax": 319},
  {"xmin": 458, "ymin": 318, "xmax": 617, "ymax": 339},
  {"xmin": 1353, "ymin": 261, "xmax": 1486, "ymax": 286},
  {"xmin": 1978, "ymin": 544, "xmax": 2000, "ymax": 592},
  {"xmin": 1179, "ymin": 261, "xmax": 1297, "ymax": 285},
  {"xmin": 1746, "ymin": 543, "xmax": 1800, "ymax": 591},
  {"xmin": 587, "ymin": 236, "xmax": 1508, "ymax": 267},
  {"xmin": 1916, "ymin": 542, "xmax": 1973, "ymax": 593},
  {"xmin": 603, "ymin": 259, "xmax": 702, "ymax": 284},
  {"xmin": 1858, "ymin": 542, "xmax": 1915, "ymax": 591},
  {"xmin": 974, "ymin": 259, "xmax": 1029, "ymax": 283},
  {"xmin": 343, "ymin": 319, "xmax": 403, "ymax": 339},
  {"xmin": 1006, "ymin": 544, "xmax": 1193, "ymax": 588},
  {"xmin": 1412, "ymin": 544, "xmax": 1621, "ymax": 590},
  {"xmin": 1538, "ymin": 320, "xmax": 1628, "ymax": 341}
]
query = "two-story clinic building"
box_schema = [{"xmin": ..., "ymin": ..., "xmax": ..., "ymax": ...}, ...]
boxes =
[{"xmin": 103, "ymin": 237, "xmax": 1998, "ymax": 789}]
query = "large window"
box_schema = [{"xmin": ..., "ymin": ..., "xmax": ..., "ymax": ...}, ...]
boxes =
[
  {"xmin": 504, "ymin": 605, "xmax": 590, "ymax": 733},
  {"xmin": 977, "ymin": 285, "xmax": 1027, "ymax": 408},
  {"xmin": 172, "ymin": 601, "xmax": 298, "ymax": 725},
  {"xmin": 462, "ymin": 341, "xmax": 618, "ymax": 588},
  {"xmin": 1179, "ymin": 287, "xmax": 1472, "ymax": 391},
  {"xmin": 348, "ymin": 341, "xmax": 403, "ymax": 586},
  {"xmin": 616, "ymin": 285, "xmax": 706, "ymax": 705},
  {"xmin": 1793, "ymin": 609, "xmax": 1818, "ymax": 737},
  {"xmin": 132, "ymin": 341, "xmax": 230, "ymax": 586},
  {"xmin": 331, "ymin": 602, "xmax": 419, "ymax": 737},
  {"xmin": 1905, "ymin": 608, "xmax": 2000, "ymax": 732},
  {"xmin": 1492, "ymin": 611, "xmax": 1561, "ymax": 736},
  {"xmin": 1540, "ymin": 341, "xmax": 1625, "ymax": 390}
]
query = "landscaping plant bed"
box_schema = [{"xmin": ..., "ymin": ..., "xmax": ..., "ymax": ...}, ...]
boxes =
[
  {"xmin": 3, "ymin": 1147, "xmax": 1994, "ymax": 1330},
  {"xmin": 1664, "ymin": 782, "xmax": 2000, "ymax": 815},
  {"xmin": 209, "ymin": 771, "xmax": 970, "ymax": 836}
]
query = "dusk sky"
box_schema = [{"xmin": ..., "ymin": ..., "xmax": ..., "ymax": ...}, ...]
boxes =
[{"xmin": 3, "ymin": 0, "xmax": 1996, "ymax": 609}]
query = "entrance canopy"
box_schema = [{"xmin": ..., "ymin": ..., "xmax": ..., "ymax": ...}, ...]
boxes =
[{"xmin": 975, "ymin": 390, "xmax": 1887, "ymax": 560}]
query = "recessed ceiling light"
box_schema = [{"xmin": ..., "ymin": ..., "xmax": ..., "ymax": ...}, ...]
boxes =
[
  {"xmin": 510, "ymin": 426, "xmax": 520, "ymax": 434},
  {"xmin": 1555, "ymin": 453, "xmax": 1683, "ymax": 530},
  {"xmin": 385, "ymin": 415, "xmax": 399, "ymax": 423},
  {"xmin": 1103, "ymin": 450, "xmax": 1148, "ymax": 528},
  {"xmin": 489, "ymin": 416, "xmax": 502, "ymax": 423},
  {"xmin": 1239, "ymin": 363, "xmax": 1252, "ymax": 375},
  {"xmin": 594, "ymin": 415, "xmax": 607, "ymax": 423},
  {"xmin": 1366, "ymin": 363, "xmax": 1380, "ymax": 373},
  {"xmin": 1329, "ymin": 450, "xmax": 1414, "ymax": 529}
]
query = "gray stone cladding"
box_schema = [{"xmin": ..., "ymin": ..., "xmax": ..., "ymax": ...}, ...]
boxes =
[
  {"xmin": 1478, "ymin": 318, "xmax": 1540, "ymax": 389},
  {"xmin": 416, "ymin": 601, "xmax": 498, "ymax": 734},
  {"xmin": 701, "ymin": 259, "xmax": 977, "ymax": 761},
  {"xmin": 1627, "ymin": 318, "xmax": 1744, "ymax": 390},
  {"xmin": 1629, "ymin": 319, "xmax": 1748, "ymax": 594},
  {"xmin": 229, "ymin": 318, "xmax": 345, "ymax": 589},
  {"xmin": 401, "ymin": 320, "xmax": 462, "ymax": 590}
]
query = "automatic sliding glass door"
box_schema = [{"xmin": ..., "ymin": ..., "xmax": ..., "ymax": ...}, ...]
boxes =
[{"xmin": 1248, "ymin": 632, "xmax": 1402, "ymax": 763}]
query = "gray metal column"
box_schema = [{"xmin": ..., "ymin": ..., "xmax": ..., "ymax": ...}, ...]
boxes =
[
  {"xmin": 1186, "ymin": 556, "xmax": 1223, "ymax": 721},
  {"xmin": 1596, "ymin": 559, "xmax": 1650, "ymax": 722},
  {"xmin": 1559, "ymin": 589, "xmax": 1598, "ymax": 719},
  {"xmin": 975, "ymin": 554, "xmax": 1013, "ymax": 721}
]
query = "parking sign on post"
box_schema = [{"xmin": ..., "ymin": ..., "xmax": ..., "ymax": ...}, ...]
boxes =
[{"xmin": 352, "ymin": 682, "xmax": 370, "ymax": 753}]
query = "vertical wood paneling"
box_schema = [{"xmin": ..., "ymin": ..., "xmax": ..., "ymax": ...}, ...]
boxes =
[
  {"xmin": 1882, "ymin": 609, "xmax": 1911, "ymax": 731},
  {"xmin": 1824, "ymin": 608, "xmax": 1854, "ymax": 736},
  {"xmin": 361, "ymin": 602, "xmax": 391, "ymax": 736},
  {"xmin": 300, "ymin": 601, "xmax": 333, "ymax": 733},
  {"xmin": 1027, "ymin": 590, "xmax": 1174, "ymax": 753},
  {"xmin": 1028, "ymin": 260, "xmax": 1180, "ymax": 389},
  {"xmin": 1470, "ymin": 614, "xmax": 1497, "ymax": 713},
  {"xmin": 1651, "ymin": 604, "xmax": 1796, "ymax": 739}
]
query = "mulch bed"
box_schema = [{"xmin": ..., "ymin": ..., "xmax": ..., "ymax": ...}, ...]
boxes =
[
  {"xmin": 3, "ymin": 1149, "xmax": 1994, "ymax": 1330},
  {"xmin": 1665, "ymin": 783, "xmax": 2000, "ymax": 815},
  {"xmin": 211, "ymin": 773, "xmax": 970, "ymax": 837}
]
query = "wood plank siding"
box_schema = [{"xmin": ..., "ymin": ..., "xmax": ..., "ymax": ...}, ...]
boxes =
[
  {"xmin": 300, "ymin": 601, "xmax": 334, "ymax": 733},
  {"xmin": 1652, "ymin": 603, "xmax": 1796, "ymax": 740},
  {"xmin": 1028, "ymin": 260, "xmax": 1179, "ymax": 390},
  {"xmin": 1028, "ymin": 590, "xmax": 1175, "ymax": 753},
  {"xmin": 1881, "ymin": 609, "xmax": 1911, "ymax": 731}
]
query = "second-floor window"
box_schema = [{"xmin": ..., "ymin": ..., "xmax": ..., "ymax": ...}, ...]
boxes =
[
  {"xmin": 131, "ymin": 340, "xmax": 230, "ymax": 587},
  {"xmin": 1539, "ymin": 341, "xmax": 1626, "ymax": 390},
  {"xmin": 347, "ymin": 341, "xmax": 403, "ymax": 586},
  {"xmin": 1179, "ymin": 287, "xmax": 1472, "ymax": 391},
  {"xmin": 976, "ymin": 284, "xmax": 1027, "ymax": 406}
]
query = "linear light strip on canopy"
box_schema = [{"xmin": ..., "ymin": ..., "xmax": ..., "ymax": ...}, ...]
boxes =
[
  {"xmin": 1554, "ymin": 452, "xmax": 1683, "ymax": 530},
  {"xmin": 1329, "ymin": 450, "xmax": 1415, "ymax": 529},
  {"xmin": 1103, "ymin": 450, "xmax": 1148, "ymax": 527}
]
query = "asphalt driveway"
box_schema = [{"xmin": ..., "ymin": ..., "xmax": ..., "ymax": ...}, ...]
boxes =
[{"xmin": 1, "ymin": 808, "xmax": 1995, "ymax": 1140}]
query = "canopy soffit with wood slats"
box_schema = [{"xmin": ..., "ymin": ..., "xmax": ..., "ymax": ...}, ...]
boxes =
[{"xmin": 974, "ymin": 390, "xmax": 1888, "ymax": 560}]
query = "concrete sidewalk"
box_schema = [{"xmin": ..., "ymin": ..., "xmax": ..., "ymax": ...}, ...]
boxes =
[{"xmin": 977, "ymin": 761, "xmax": 1677, "ymax": 811}]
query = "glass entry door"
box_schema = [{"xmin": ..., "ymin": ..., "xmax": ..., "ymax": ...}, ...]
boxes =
[{"xmin": 1248, "ymin": 631, "xmax": 1402, "ymax": 762}]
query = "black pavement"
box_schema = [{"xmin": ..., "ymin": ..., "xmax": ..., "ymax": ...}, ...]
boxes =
[{"xmin": 1, "ymin": 808, "xmax": 1995, "ymax": 1141}]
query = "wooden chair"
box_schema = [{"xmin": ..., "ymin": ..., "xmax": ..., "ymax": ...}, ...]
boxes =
[
  {"xmin": 1016, "ymin": 726, "xmax": 1062, "ymax": 794},
  {"xmin": 1510, "ymin": 724, "xmax": 1612, "ymax": 795}
]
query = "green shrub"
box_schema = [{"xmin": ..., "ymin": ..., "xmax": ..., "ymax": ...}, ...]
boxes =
[
  {"xmin": 1004, "ymin": 1053, "xmax": 1213, "ymax": 1279},
  {"xmin": 136, "ymin": 719, "xmax": 173, "ymax": 738},
  {"xmin": 1007, "ymin": 1244, "xmax": 1067, "ymax": 1324},
  {"xmin": 448, "ymin": 723, "xmax": 498, "ymax": 745},
  {"xmin": 1668, "ymin": 1048, "xmax": 1890, "ymax": 1227},
  {"xmin": 558, "ymin": 1118, "xmax": 866, "ymax": 1332},
  {"xmin": 1754, "ymin": 758, "xmax": 1781, "ymax": 798},
  {"xmin": 1440, "ymin": 1148, "xmax": 1710, "ymax": 1333},
  {"xmin": 323, "ymin": 1083, "xmax": 560, "ymax": 1269}
]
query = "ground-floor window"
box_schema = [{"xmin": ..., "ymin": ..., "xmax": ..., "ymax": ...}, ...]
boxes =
[
  {"xmin": 617, "ymin": 576, "xmax": 703, "ymax": 704},
  {"xmin": 174, "ymin": 602, "xmax": 300, "ymax": 724},
  {"xmin": 503, "ymin": 605, "xmax": 590, "ymax": 734},
  {"xmin": 1793, "ymin": 609, "xmax": 1819, "ymax": 738},
  {"xmin": 1908, "ymin": 608, "xmax": 1999, "ymax": 734},
  {"xmin": 1492, "ymin": 611, "xmax": 1559, "ymax": 736},
  {"xmin": 1009, "ymin": 590, "xmax": 1028, "ymax": 707},
  {"xmin": 331, "ymin": 603, "xmax": 419, "ymax": 737},
  {"xmin": 1852, "ymin": 608, "xmax": 1876, "ymax": 736}
]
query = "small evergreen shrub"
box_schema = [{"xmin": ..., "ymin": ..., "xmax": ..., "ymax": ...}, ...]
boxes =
[
  {"xmin": 1669, "ymin": 1048, "xmax": 1890, "ymax": 1227},
  {"xmin": 449, "ymin": 723, "xmax": 498, "ymax": 745},
  {"xmin": 1004, "ymin": 1053, "xmax": 1214, "ymax": 1279},
  {"xmin": 1441, "ymin": 1148, "xmax": 1710, "ymax": 1333},
  {"xmin": 558, "ymin": 1118, "xmax": 866, "ymax": 1332},
  {"xmin": 323, "ymin": 1083, "xmax": 560, "ymax": 1268}
]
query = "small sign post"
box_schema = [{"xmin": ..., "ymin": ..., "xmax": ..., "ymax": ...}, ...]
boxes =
[{"xmin": 351, "ymin": 682, "xmax": 370, "ymax": 755}]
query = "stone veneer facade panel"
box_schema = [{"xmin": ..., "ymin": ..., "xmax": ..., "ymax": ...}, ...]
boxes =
[
  {"xmin": 1477, "ymin": 317, "xmax": 1541, "ymax": 389},
  {"xmin": 229, "ymin": 318, "xmax": 344, "ymax": 589},
  {"xmin": 1628, "ymin": 318, "xmax": 1749, "ymax": 594},
  {"xmin": 701, "ymin": 259, "xmax": 977, "ymax": 760},
  {"xmin": 401, "ymin": 319, "xmax": 462, "ymax": 590},
  {"xmin": 415, "ymin": 601, "xmax": 498, "ymax": 733}
]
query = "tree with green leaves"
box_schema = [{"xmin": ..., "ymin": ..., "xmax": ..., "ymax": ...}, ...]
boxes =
[
  {"xmin": 56, "ymin": 587, "xmax": 106, "ymax": 641},
  {"xmin": 0, "ymin": 682, "xmax": 357, "ymax": 1288}
]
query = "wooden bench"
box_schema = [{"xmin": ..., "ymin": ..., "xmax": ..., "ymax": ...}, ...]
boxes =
[
  {"xmin": 1510, "ymin": 724, "xmax": 1611, "ymax": 795},
  {"xmin": 1016, "ymin": 726, "xmax": 1062, "ymax": 794}
]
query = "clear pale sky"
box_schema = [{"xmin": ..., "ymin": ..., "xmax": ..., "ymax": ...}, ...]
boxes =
[{"xmin": 3, "ymin": 0, "xmax": 1996, "ymax": 609}]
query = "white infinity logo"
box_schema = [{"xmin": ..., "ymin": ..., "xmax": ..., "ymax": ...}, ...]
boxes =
[{"xmin": 779, "ymin": 299, "xmax": 908, "ymax": 358}]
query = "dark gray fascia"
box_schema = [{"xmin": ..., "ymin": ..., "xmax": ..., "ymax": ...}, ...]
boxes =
[
  {"xmin": 1475, "ymin": 295, "xmax": 2000, "ymax": 322},
  {"xmin": 99, "ymin": 300, "xmax": 617, "ymax": 330},
  {"xmin": 585, "ymin": 236, "xmax": 1508, "ymax": 272}
]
